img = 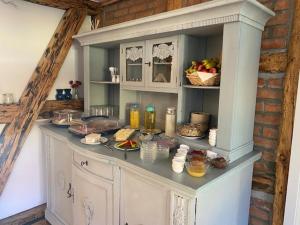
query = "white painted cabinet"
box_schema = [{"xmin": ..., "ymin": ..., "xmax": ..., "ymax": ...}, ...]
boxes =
[
  {"xmin": 120, "ymin": 36, "xmax": 178, "ymax": 91},
  {"xmin": 72, "ymin": 164, "xmax": 115, "ymax": 225},
  {"xmin": 45, "ymin": 136, "xmax": 119, "ymax": 225},
  {"xmin": 45, "ymin": 136, "xmax": 73, "ymax": 225},
  {"xmin": 42, "ymin": 129, "xmax": 260, "ymax": 225},
  {"xmin": 120, "ymin": 169, "xmax": 170, "ymax": 225}
]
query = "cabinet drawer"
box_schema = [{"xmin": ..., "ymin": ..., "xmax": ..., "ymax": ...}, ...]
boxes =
[{"xmin": 73, "ymin": 151, "xmax": 114, "ymax": 180}]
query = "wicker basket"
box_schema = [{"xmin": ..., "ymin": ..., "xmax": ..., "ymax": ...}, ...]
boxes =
[{"xmin": 186, "ymin": 71, "xmax": 220, "ymax": 86}]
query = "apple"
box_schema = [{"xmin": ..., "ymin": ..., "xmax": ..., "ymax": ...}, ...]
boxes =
[{"xmin": 209, "ymin": 68, "xmax": 217, "ymax": 74}]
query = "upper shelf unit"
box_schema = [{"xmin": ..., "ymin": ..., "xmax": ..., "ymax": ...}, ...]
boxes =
[
  {"xmin": 74, "ymin": 0, "xmax": 274, "ymax": 162},
  {"xmin": 73, "ymin": 0, "xmax": 274, "ymax": 46}
]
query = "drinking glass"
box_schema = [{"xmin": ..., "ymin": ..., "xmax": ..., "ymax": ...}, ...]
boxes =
[{"xmin": 2, "ymin": 93, "xmax": 14, "ymax": 104}]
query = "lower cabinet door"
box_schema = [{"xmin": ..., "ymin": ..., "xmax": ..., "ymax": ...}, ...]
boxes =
[
  {"xmin": 72, "ymin": 165, "xmax": 114, "ymax": 225},
  {"xmin": 120, "ymin": 169, "xmax": 170, "ymax": 225},
  {"xmin": 48, "ymin": 138, "xmax": 73, "ymax": 225}
]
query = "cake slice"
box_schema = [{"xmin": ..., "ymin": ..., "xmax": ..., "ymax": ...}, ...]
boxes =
[{"xmin": 85, "ymin": 133, "xmax": 101, "ymax": 144}]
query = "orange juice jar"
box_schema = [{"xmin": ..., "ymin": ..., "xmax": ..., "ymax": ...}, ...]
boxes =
[{"xmin": 130, "ymin": 104, "xmax": 140, "ymax": 129}]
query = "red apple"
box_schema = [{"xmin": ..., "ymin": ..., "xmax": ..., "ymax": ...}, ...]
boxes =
[
  {"xmin": 197, "ymin": 64, "xmax": 204, "ymax": 71},
  {"xmin": 209, "ymin": 68, "xmax": 217, "ymax": 74}
]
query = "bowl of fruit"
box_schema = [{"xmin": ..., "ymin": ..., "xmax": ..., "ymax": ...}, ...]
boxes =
[{"xmin": 185, "ymin": 58, "xmax": 221, "ymax": 86}]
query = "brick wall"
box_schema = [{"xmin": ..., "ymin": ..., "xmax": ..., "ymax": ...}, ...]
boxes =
[{"xmin": 99, "ymin": 0, "xmax": 293, "ymax": 224}]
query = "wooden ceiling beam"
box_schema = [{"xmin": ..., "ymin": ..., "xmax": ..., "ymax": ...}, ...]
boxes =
[
  {"xmin": 0, "ymin": 8, "xmax": 87, "ymax": 195},
  {"xmin": 24, "ymin": 0, "xmax": 120, "ymax": 15},
  {"xmin": 24, "ymin": 0, "xmax": 97, "ymax": 15}
]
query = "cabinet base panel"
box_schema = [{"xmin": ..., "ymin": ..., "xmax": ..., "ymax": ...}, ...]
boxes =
[
  {"xmin": 196, "ymin": 163, "xmax": 254, "ymax": 225},
  {"xmin": 45, "ymin": 209, "xmax": 66, "ymax": 225}
]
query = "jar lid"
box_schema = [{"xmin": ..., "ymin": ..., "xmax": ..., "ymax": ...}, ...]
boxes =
[
  {"xmin": 131, "ymin": 103, "xmax": 139, "ymax": 109},
  {"xmin": 167, "ymin": 107, "xmax": 176, "ymax": 114},
  {"xmin": 146, "ymin": 104, "xmax": 155, "ymax": 112}
]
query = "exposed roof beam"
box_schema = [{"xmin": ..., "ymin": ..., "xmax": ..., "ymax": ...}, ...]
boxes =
[
  {"xmin": 24, "ymin": 0, "xmax": 120, "ymax": 15},
  {"xmin": 0, "ymin": 8, "xmax": 87, "ymax": 195}
]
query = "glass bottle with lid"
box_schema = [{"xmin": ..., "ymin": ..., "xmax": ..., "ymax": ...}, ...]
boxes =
[
  {"xmin": 144, "ymin": 104, "xmax": 156, "ymax": 130},
  {"xmin": 165, "ymin": 107, "xmax": 176, "ymax": 137},
  {"xmin": 130, "ymin": 103, "xmax": 140, "ymax": 129}
]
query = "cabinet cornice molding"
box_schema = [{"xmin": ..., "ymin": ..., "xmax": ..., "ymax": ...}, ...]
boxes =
[{"xmin": 73, "ymin": 0, "xmax": 274, "ymax": 46}]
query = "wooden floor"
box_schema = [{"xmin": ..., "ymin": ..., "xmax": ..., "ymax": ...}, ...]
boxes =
[
  {"xmin": 29, "ymin": 219, "xmax": 51, "ymax": 225},
  {"xmin": 0, "ymin": 204, "xmax": 50, "ymax": 225}
]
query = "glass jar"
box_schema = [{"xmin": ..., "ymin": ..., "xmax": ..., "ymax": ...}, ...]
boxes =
[
  {"xmin": 2, "ymin": 93, "xmax": 14, "ymax": 105},
  {"xmin": 144, "ymin": 104, "xmax": 156, "ymax": 130},
  {"xmin": 165, "ymin": 107, "xmax": 176, "ymax": 137},
  {"xmin": 130, "ymin": 103, "xmax": 140, "ymax": 129}
]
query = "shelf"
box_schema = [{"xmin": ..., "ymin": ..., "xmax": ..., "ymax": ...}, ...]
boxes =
[
  {"xmin": 90, "ymin": 81, "xmax": 120, "ymax": 85},
  {"xmin": 127, "ymin": 63, "xmax": 142, "ymax": 66},
  {"xmin": 0, "ymin": 104, "xmax": 19, "ymax": 123},
  {"xmin": 153, "ymin": 62, "xmax": 172, "ymax": 65},
  {"xmin": 183, "ymin": 85, "xmax": 220, "ymax": 90},
  {"xmin": 177, "ymin": 135, "xmax": 211, "ymax": 149}
]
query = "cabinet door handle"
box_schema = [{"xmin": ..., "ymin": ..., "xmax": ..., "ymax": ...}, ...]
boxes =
[
  {"xmin": 144, "ymin": 62, "xmax": 151, "ymax": 66},
  {"xmin": 67, "ymin": 183, "xmax": 73, "ymax": 198},
  {"xmin": 81, "ymin": 160, "xmax": 88, "ymax": 166}
]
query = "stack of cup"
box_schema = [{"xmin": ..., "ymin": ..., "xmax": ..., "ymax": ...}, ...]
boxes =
[
  {"xmin": 209, "ymin": 129, "xmax": 218, "ymax": 146},
  {"xmin": 140, "ymin": 141, "xmax": 157, "ymax": 163},
  {"xmin": 172, "ymin": 144, "xmax": 190, "ymax": 173}
]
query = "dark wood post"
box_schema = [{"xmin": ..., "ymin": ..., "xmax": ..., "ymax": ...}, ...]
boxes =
[{"xmin": 272, "ymin": 0, "xmax": 300, "ymax": 224}]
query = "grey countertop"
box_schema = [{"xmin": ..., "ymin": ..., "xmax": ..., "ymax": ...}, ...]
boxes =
[{"xmin": 40, "ymin": 123, "xmax": 261, "ymax": 194}]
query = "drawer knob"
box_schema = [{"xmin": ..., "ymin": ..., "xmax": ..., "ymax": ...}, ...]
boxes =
[{"xmin": 80, "ymin": 160, "xmax": 88, "ymax": 166}]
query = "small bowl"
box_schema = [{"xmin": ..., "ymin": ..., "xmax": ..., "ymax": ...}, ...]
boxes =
[
  {"xmin": 185, "ymin": 161, "xmax": 209, "ymax": 177},
  {"xmin": 210, "ymin": 157, "xmax": 228, "ymax": 169}
]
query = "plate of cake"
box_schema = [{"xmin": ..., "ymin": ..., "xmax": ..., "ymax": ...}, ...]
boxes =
[{"xmin": 80, "ymin": 133, "xmax": 108, "ymax": 145}]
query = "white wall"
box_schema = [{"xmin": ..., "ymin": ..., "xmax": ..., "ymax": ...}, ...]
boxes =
[{"xmin": 0, "ymin": 0, "xmax": 90, "ymax": 219}]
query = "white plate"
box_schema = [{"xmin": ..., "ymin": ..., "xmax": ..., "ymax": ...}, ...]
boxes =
[
  {"xmin": 177, "ymin": 134, "xmax": 205, "ymax": 140},
  {"xmin": 80, "ymin": 137, "xmax": 108, "ymax": 145}
]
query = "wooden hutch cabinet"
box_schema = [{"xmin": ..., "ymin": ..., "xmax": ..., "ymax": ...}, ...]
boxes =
[{"xmin": 43, "ymin": 1, "xmax": 274, "ymax": 225}]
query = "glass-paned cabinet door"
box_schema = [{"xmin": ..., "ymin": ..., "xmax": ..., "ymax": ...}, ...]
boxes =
[
  {"xmin": 146, "ymin": 37, "xmax": 178, "ymax": 89},
  {"xmin": 120, "ymin": 42, "xmax": 145, "ymax": 87}
]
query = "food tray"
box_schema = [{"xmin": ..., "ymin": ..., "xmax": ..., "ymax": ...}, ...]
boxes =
[
  {"xmin": 68, "ymin": 118, "xmax": 121, "ymax": 137},
  {"xmin": 51, "ymin": 109, "xmax": 82, "ymax": 127}
]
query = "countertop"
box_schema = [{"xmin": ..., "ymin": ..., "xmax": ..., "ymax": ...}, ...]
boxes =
[{"xmin": 40, "ymin": 123, "xmax": 261, "ymax": 194}]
